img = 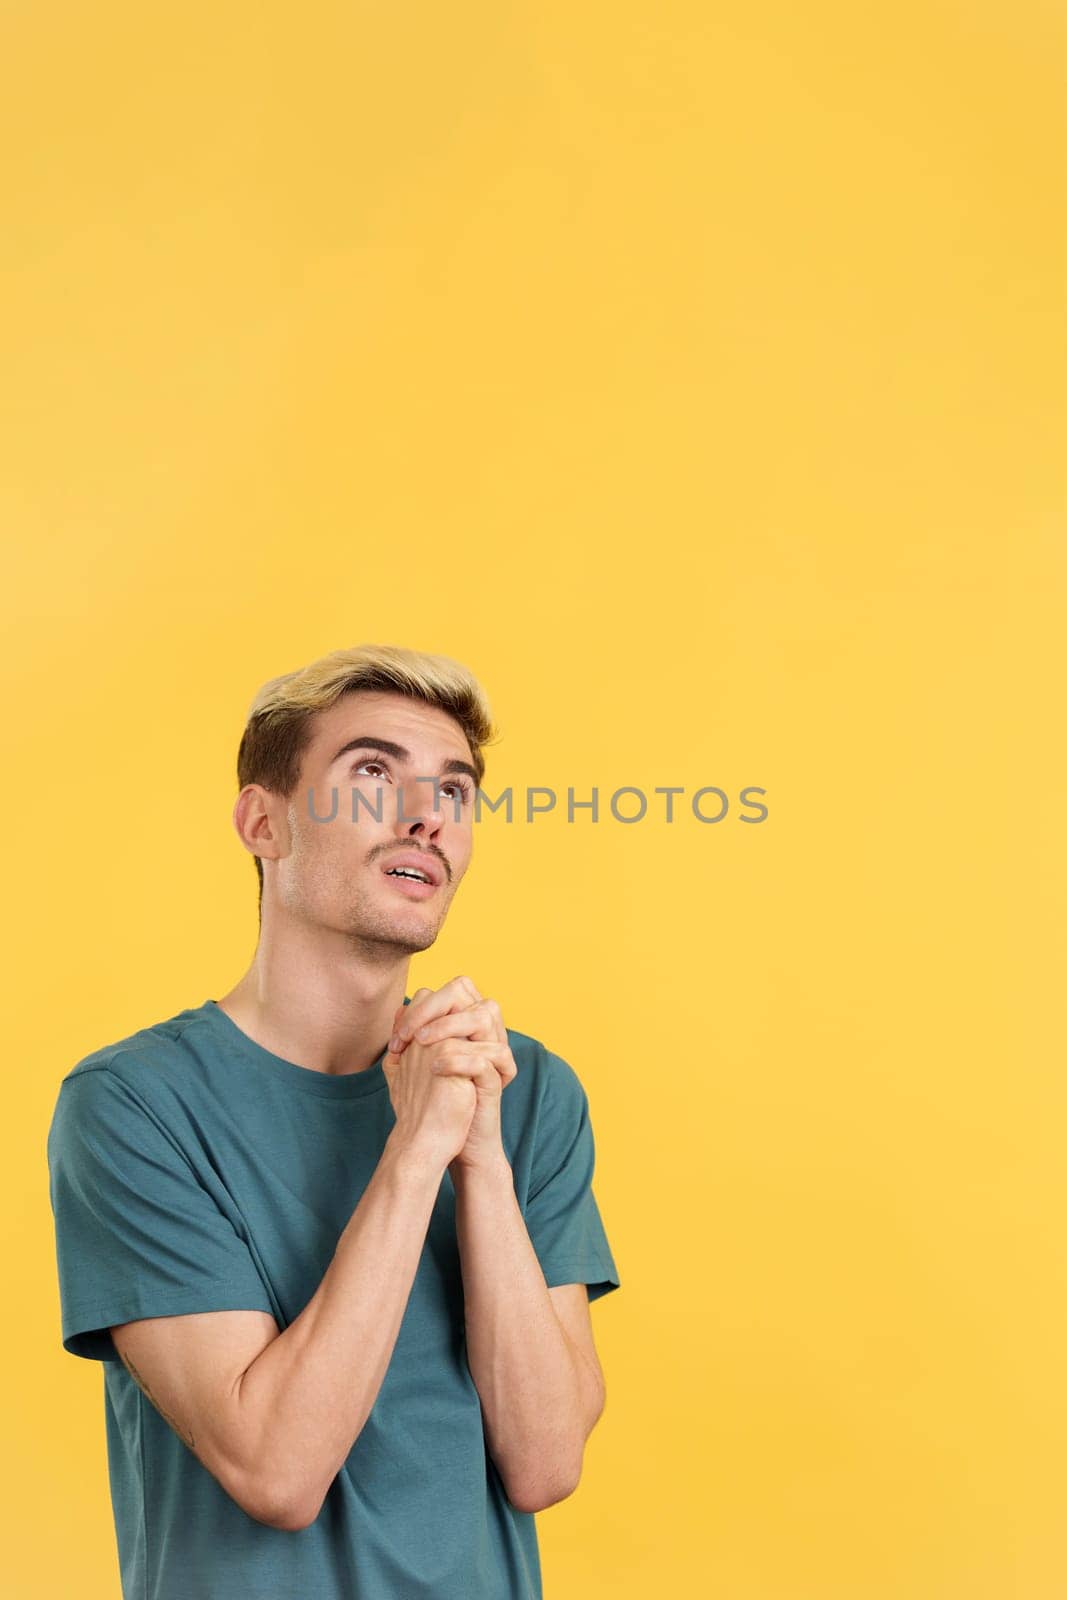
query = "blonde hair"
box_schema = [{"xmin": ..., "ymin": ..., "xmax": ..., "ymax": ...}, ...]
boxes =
[{"xmin": 236, "ymin": 643, "xmax": 499, "ymax": 910}]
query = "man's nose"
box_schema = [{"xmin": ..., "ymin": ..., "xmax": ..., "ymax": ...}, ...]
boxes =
[{"xmin": 394, "ymin": 775, "xmax": 446, "ymax": 832}]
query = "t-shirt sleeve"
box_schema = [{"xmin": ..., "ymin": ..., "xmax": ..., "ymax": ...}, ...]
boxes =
[
  {"xmin": 46, "ymin": 1065, "xmax": 277, "ymax": 1362},
  {"xmin": 523, "ymin": 1047, "xmax": 621, "ymax": 1303}
]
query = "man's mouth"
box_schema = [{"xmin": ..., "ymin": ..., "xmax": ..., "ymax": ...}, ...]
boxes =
[
  {"xmin": 379, "ymin": 853, "xmax": 444, "ymax": 898},
  {"xmin": 382, "ymin": 868, "xmax": 438, "ymax": 899}
]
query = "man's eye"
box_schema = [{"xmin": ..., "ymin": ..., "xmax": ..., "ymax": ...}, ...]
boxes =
[{"xmin": 353, "ymin": 761, "xmax": 471, "ymax": 803}]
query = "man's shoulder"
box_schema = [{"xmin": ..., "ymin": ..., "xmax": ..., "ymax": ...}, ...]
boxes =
[
  {"xmin": 503, "ymin": 1024, "xmax": 587, "ymax": 1106},
  {"xmin": 502, "ymin": 1023, "xmax": 557, "ymax": 1072},
  {"xmin": 58, "ymin": 1003, "xmax": 205, "ymax": 1099}
]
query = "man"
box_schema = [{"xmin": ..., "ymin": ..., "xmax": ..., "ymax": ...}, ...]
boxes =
[{"xmin": 46, "ymin": 642, "xmax": 621, "ymax": 1600}]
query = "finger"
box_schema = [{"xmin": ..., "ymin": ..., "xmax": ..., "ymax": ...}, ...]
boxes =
[
  {"xmin": 429, "ymin": 1040, "xmax": 517, "ymax": 1083},
  {"xmin": 411, "ymin": 1001, "xmax": 499, "ymax": 1047},
  {"xmin": 389, "ymin": 985, "xmax": 437, "ymax": 1048},
  {"xmin": 392, "ymin": 987, "xmax": 432, "ymax": 1023},
  {"xmin": 427, "ymin": 1039, "xmax": 503, "ymax": 1069},
  {"xmin": 405, "ymin": 993, "xmax": 505, "ymax": 1049},
  {"xmin": 467, "ymin": 996, "xmax": 505, "ymax": 1044},
  {"xmin": 485, "ymin": 997, "xmax": 507, "ymax": 1045},
  {"xmin": 392, "ymin": 975, "xmax": 483, "ymax": 1047},
  {"xmin": 432, "ymin": 1057, "xmax": 505, "ymax": 1088},
  {"xmin": 403, "ymin": 986, "xmax": 434, "ymax": 1017}
]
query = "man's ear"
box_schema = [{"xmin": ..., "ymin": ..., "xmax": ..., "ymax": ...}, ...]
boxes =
[{"xmin": 233, "ymin": 784, "xmax": 289, "ymax": 866}]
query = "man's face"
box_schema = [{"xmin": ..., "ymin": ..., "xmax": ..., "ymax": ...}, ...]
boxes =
[{"xmin": 266, "ymin": 690, "xmax": 478, "ymax": 954}]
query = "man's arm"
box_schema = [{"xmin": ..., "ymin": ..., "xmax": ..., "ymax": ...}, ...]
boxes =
[
  {"xmin": 111, "ymin": 1132, "xmax": 447, "ymax": 1531},
  {"xmin": 452, "ymin": 1157, "xmax": 607, "ymax": 1513}
]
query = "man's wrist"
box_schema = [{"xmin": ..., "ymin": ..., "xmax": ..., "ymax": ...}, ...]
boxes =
[
  {"xmin": 449, "ymin": 1152, "xmax": 514, "ymax": 1191},
  {"xmin": 381, "ymin": 1131, "xmax": 450, "ymax": 1187}
]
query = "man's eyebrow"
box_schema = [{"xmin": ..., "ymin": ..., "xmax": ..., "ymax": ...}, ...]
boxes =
[{"xmin": 326, "ymin": 736, "xmax": 479, "ymax": 785}]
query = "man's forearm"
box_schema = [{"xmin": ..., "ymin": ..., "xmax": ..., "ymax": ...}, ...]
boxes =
[
  {"xmin": 233, "ymin": 1134, "xmax": 445, "ymax": 1529},
  {"xmin": 453, "ymin": 1157, "xmax": 602, "ymax": 1513}
]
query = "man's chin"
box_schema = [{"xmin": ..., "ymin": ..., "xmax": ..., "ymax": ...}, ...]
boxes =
[{"xmin": 347, "ymin": 914, "xmax": 441, "ymax": 956}]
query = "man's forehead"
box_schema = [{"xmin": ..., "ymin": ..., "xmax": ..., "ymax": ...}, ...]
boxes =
[{"xmin": 311, "ymin": 692, "xmax": 472, "ymax": 760}]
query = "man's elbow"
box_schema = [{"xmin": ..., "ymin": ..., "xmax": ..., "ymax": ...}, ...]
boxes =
[
  {"xmin": 262, "ymin": 1499, "xmax": 316, "ymax": 1533},
  {"xmin": 505, "ymin": 1454, "xmax": 585, "ymax": 1515},
  {"xmin": 268, "ymin": 1503, "xmax": 319, "ymax": 1533},
  {"xmin": 241, "ymin": 1474, "xmax": 322, "ymax": 1533},
  {"xmin": 504, "ymin": 1390, "xmax": 607, "ymax": 1513}
]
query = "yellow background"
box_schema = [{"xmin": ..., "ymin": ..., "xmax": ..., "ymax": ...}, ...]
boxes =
[{"xmin": 5, "ymin": 3, "xmax": 1065, "ymax": 1595}]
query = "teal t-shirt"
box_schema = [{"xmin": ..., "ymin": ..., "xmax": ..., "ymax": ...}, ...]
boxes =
[{"xmin": 46, "ymin": 996, "xmax": 621, "ymax": 1600}]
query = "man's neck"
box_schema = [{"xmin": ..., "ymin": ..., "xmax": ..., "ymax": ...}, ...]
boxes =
[{"xmin": 215, "ymin": 963, "xmax": 410, "ymax": 1077}]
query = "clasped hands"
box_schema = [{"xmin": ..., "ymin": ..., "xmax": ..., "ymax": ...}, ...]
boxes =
[{"xmin": 385, "ymin": 975, "xmax": 517, "ymax": 1177}]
